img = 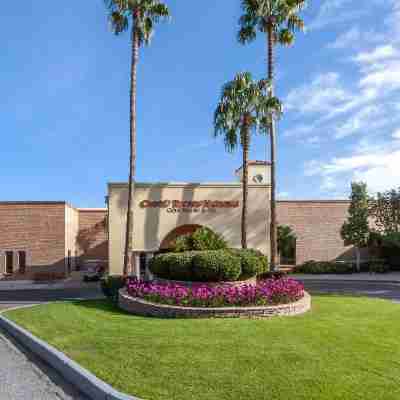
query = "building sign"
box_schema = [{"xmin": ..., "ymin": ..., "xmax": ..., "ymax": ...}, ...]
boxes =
[{"xmin": 139, "ymin": 200, "xmax": 240, "ymax": 213}]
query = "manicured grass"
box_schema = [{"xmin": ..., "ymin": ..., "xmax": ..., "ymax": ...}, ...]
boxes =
[{"xmin": 4, "ymin": 297, "xmax": 400, "ymax": 400}]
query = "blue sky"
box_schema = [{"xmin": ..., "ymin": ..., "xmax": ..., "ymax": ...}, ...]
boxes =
[{"xmin": 1, "ymin": 0, "xmax": 399, "ymax": 207}]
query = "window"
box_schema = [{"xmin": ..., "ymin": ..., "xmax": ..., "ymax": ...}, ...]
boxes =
[
  {"xmin": 18, "ymin": 251, "xmax": 26, "ymax": 274},
  {"xmin": 67, "ymin": 250, "xmax": 71, "ymax": 273},
  {"xmin": 5, "ymin": 251, "xmax": 13, "ymax": 274}
]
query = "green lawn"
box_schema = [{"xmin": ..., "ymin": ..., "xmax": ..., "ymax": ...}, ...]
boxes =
[{"xmin": 4, "ymin": 297, "xmax": 400, "ymax": 400}]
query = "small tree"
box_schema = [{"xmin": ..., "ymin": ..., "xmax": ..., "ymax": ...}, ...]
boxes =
[
  {"xmin": 277, "ymin": 225, "xmax": 296, "ymax": 265},
  {"xmin": 369, "ymin": 188, "xmax": 400, "ymax": 234},
  {"xmin": 341, "ymin": 182, "xmax": 370, "ymax": 271}
]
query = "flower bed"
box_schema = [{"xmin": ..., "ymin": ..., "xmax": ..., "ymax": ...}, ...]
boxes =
[{"xmin": 126, "ymin": 277, "xmax": 304, "ymax": 308}]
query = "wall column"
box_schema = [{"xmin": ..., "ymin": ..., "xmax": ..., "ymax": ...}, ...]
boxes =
[
  {"xmin": 145, "ymin": 253, "xmax": 154, "ymax": 281},
  {"xmin": 0, "ymin": 253, "xmax": 4, "ymax": 275},
  {"xmin": 133, "ymin": 252, "xmax": 141, "ymax": 279}
]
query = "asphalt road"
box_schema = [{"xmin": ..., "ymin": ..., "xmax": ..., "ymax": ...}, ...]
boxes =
[
  {"xmin": 0, "ymin": 331, "xmax": 88, "ymax": 400},
  {"xmin": 0, "ymin": 288, "xmax": 103, "ymax": 311},
  {"xmin": 301, "ymin": 280, "xmax": 400, "ymax": 302},
  {"xmin": 0, "ymin": 288, "xmax": 100, "ymax": 399},
  {"xmin": 0, "ymin": 281, "xmax": 399, "ymax": 306}
]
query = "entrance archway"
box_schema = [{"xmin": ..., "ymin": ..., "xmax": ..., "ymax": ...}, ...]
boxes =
[{"xmin": 159, "ymin": 224, "xmax": 203, "ymax": 251}]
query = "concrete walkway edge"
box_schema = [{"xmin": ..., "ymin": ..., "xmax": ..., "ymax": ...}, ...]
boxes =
[{"xmin": 0, "ymin": 314, "xmax": 141, "ymax": 400}]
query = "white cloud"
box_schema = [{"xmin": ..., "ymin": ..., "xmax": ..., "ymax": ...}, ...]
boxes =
[
  {"xmin": 309, "ymin": 0, "xmax": 366, "ymax": 30},
  {"xmin": 328, "ymin": 28, "xmax": 384, "ymax": 50},
  {"xmin": 393, "ymin": 129, "xmax": 400, "ymax": 139},
  {"xmin": 321, "ymin": 176, "xmax": 337, "ymax": 190},
  {"xmin": 359, "ymin": 59, "xmax": 400, "ymax": 91},
  {"xmin": 334, "ymin": 105, "xmax": 384, "ymax": 139},
  {"xmin": 283, "ymin": 123, "xmax": 315, "ymax": 138},
  {"xmin": 353, "ymin": 45, "xmax": 398, "ymax": 64},
  {"xmin": 304, "ymin": 139, "xmax": 400, "ymax": 194},
  {"xmin": 285, "ymin": 73, "xmax": 353, "ymax": 115}
]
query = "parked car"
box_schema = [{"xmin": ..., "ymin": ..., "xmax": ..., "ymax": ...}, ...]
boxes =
[{"xmin": 83, "ymin": 265, "xmax": 105, "ymax": 282}]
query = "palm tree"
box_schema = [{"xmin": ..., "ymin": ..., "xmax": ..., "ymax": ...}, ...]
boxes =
[
  {"xmin": 238, "ymin": 0, "xmax": 306, "ymax": 270},
  {"xmin": 214, "ymin": 72, "xmax": 281, "ymax": 249},
  {"xmin": 105, "ymin": 0, "xmax": 170, "ymax": 276}
]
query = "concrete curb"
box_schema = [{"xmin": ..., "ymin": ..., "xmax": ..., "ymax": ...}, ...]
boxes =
[{"xmin": 0, "ymin": 314, "xmax": 142, "ymax": 400}]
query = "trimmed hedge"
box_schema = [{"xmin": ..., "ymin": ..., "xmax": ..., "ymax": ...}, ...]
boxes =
[
  {"xmin": 168, "ymin": 252, "xmax": 196, "ymax": 281},
  {"xmin": 101, "ymin": 275, "xmax": 126, "ymax": 302},
  {"xmin": 229, "ymin": 249, "xmax": 269, "ymax": 279},
  {"xmin": 149, "ymin": 248, "xmax": 268, "ymax": 282},
  {"xmin": 368, "ymin": 260, "xmax": 390, "ymax": 274},
  {"xmin": 293, "ymin": 260, "xmax": 355, "ymax": 275},
  {"xmin": 173, "ymin": 227, "xmax": 228, "ymax": 252},
  {"xmin": 192, "ymin": 251, "xmax": 241, "ymax": 282}
]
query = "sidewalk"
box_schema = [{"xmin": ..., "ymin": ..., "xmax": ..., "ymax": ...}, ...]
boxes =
[{"xmin": 292, "ymin": 272, "xmax": 400, "ymax": 283}]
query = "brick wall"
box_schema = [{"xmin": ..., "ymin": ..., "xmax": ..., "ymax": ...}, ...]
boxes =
[
  {"xmin": 0, "ymin": 202, "xmax": 66, "ymax": 278},
  {"xmin": 77, "ymin": 209, "xmax": 108, "ymax": 265},
  {"xmin": 277, "ymin": 201, "xmax": 354, "ymax": 265}
]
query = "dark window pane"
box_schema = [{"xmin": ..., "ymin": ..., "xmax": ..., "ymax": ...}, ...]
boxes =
[
  {"xmin": 5, "ymin": 252, "xmax": 13, "ymax": 274},
  {"xmin": 18, "ymin": 251, "xmax": 26, "ymax": 274}
]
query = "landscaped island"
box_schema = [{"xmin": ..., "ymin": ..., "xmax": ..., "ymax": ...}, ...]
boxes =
[
  {"xmin": 126, "ymin": 277, "xmax": 304, "ymax": 308},
  {"xmin": 5, "ymin": 297, "xmax": 400, "ymax": 400}
]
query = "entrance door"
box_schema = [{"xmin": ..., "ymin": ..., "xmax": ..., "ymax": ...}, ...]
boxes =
[{"xmin": 5, "ymin": 251, "xmax": 13, "ymax": 274}]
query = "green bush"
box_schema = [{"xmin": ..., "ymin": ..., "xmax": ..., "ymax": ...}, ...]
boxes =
[
  {"xmin": 101, "ymin": 275, "xmax": 126, "ymax": 303},
  {"xmin": 192, "ymin": 251, "xmax": 241, "ymax": 282},
  {"xmin": 166, "ymin": 252, "xmax": 195, "ymax": 281},
  {"xmin": 368, "ymin": 260, "xmax": 390, "ymax": 274},
  {"xmin": 293, "ymin": 260, "xmax": 354, "ymax": 275},
  {"xmin": 149, "ymin": 248, "xmax": 267, "ymax": 282},
  {"xmin": 229, "ymin": 249, "xmax": 269, "ymax": 278},
  {"xmin": 172, "ymin": 227, "xmax": 227, "ymax": 252},
  {"xmin": 174, "ymin": 235, "xmax": 191, "ymax": 252},
  {"xmin": 148, "ymin": 254, "xmax": 171, "ymax": 279}
]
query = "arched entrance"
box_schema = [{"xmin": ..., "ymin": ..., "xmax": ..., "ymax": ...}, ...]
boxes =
[{"xmin": 159, "ymin": 224, "xmax": 203, "ymax": 251}]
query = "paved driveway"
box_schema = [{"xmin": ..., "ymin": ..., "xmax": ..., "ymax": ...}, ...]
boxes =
[
  {"xmin": 0, "ymin": 331, "xmax": 88, "ymax": 400},
  {"xmin": 0, "ymin": 288, "xmax": 102, "ymax": 399},
  {"xmin": 0, "ymin": 288, "xmax": 103, "ymax": 311},
  {"xmin": 302, "ymin": 280, "xmax": 400, "ymax": 302}
]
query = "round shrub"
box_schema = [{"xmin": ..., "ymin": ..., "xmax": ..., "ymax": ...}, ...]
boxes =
[
  {"xmin": 192, "ymin": 250, "xmax": 241, "ymax": 282},
  {"xmin": 229, "ymin": 249, "xmax": 269, "ymax": 278},
  {"xmin": 101, "ymin": 275, "xmax": 126, "ymax": 303},
  {"xmin": 369, "ymin": 260, "xmax": 390, "ymax": 274},
  {"xmin": 167, "ymin": 252, "xmax": 195, "ymax": 281},
  {"xmin": 149, "ymin": 254, "xmax": 172, "ymax": 279},
  {"xmin": 172, "ymin": 227, "xmax": 227, "ymax": 252}
]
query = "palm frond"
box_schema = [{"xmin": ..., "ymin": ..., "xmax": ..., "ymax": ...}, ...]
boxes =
[
  {"xmin": 238, "ymin": 0, "xmax": 307, "ymax": 47},
  {"xmin": 105, "ymin": 0, "xmax": 169, "ymax": 44},
  {"xmin": 214, "ymin": 72, "xmax": 282, "ymax": 153}
]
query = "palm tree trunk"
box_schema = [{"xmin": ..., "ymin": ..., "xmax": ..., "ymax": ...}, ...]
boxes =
[
  {"xmin": 241, "ymin": 125, "xmax": 249, "ymax": 249},
  {"xmin": 267, "ymin": 24, "xmax": 278, "ymax": 272},
  {"xmin": 123, "ymin": 24, "xmax": 139, "ymax": 277}
]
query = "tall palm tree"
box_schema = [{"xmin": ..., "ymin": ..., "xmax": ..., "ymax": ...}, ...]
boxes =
[
  {"xmin": 214, "ymin": 72, "xmax": 281, "ymax": 249},
  {"xmin": 105, "ymin": 0, "xmax": 169, "ymax": 276},
  {"xmin": 238, "ymin": 0, "xmax": 306, "ymax": 270}
]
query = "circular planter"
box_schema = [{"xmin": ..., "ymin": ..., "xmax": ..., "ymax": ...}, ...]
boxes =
[
  {"xmin": 152, "ymin": 276, "xmax": 257, "ymax": 288},
  {"xmin": 118, "ymin": 289, "xmax": 311, "ymax": 319}
]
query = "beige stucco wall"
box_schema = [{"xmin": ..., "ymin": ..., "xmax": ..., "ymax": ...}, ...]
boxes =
[
  {"xmin": 108, "ymin": 183, "xmax": 270, "ymax": 275},
  {"xmin": 65, "ymin": 204, "xmax": 79, "ymax": 271}
]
